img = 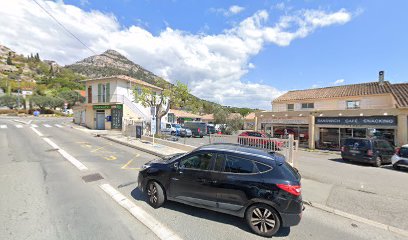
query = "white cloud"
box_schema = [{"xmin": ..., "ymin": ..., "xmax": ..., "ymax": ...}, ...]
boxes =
[
  {"xmin": 0, "ymin": 0, "xmax": 353, "ymax": 109},
  {"xmin": 79, "ymin": 0, "xmax": 90, "ymax": 6},
  {"xmin": 311, "ymin": 84, "xmax": 320, "ymax": 89},
  {"xmin": 229, "ymin": 5, "xmax": 245, "ymax": 15},
  {"xmin": 333, "ymin": 79, "xmax": 345, "ymax": 85}
]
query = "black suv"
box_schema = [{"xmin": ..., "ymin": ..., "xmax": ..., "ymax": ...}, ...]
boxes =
[
  {"xmin": 138, "ymin": 144, "xmax": 303, "ymax": 237},
  {"xmin": 341, "ymin": 138, "xmax": 394, "ymax": 167}
]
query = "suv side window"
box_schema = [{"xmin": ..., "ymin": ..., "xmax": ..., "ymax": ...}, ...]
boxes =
[
  {"xmin": 224, "ymin": 155, "xmax": 257, "ymax": 174},
  {"xmin": 180, "ymin": 153, "xmax": 213, "ymax": 170},
  {"xmin": 213, "ymin": 154, "xmax": 226, "ymax": 172},
  {"xmin": 166, "ymin": 123, "xmax": 171, "ymax": 128}
]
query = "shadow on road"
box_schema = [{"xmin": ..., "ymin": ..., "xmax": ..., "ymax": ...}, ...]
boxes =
[
  {"xmin": 130, "ymin": 188, "xmax": 291, "ymax": 238},
  {"xmin": 328, "ymin": 158, "xmax": 403, "ymax": 171}
]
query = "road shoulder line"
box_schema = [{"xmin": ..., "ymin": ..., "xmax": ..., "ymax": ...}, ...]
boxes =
[{"xmin": 100, "ymin": 183, "xmax": 183, "ymax": 240}]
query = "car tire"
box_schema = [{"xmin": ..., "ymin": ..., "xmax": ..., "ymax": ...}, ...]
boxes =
[
  {"xmin": 245, "ymin": 203, "xmax": 281, "ymax": 237},
  {"xmin": 147, "ymin": 181, "xmax": 165, "ymax": 208},
  {"xmin": 342, "ymin": 157, "xmax": 349, "ymax": 162},
  {"xmin": 393, "ymin": 164, "xmax": 400, "ymax": 170},
  {"xmin": 373, "ymin": 156, "xmax": 382, "ymax": 167}
]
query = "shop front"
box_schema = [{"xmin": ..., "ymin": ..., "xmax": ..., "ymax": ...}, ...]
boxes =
[
  {"xmin": 91, "ymin": 104, "xmax": 123, "ymax": 130},
  {"xmin": 260, "ymin": 118, "xmax": 309, "ymax": 147},
  {"xmin": 315, "ymin": 116, "xmax": 398, "ymax": 150}
]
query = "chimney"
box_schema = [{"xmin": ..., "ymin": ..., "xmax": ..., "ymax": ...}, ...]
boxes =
[{"xmin": 379, "ymin": 71, "xmax": 384, "ymax": 84}]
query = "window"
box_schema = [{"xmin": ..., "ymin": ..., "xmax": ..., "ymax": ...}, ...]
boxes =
[
  {"xmin": 224, "ymin": 155, "xmax": 256, "ymax": 174},
  {"xmin": 166, "ymin": 124, "xmax": 171, "ymax": 128},
  {"xmin": 346, "ymin": 100, "xmax": 360, "ymax": 109},
  {"xmin": 301, "ymin": 103, "xmax": 314, "ymax": 109},
  {"xmin": 214, "ymin": 154, "xmax": 226, "ymax": 172},
  {"xmin": 180, "ymin": 153, "xmax": 213, "ymax": 170},
  {"xmin": 287, "ymin": 104, "xmax": 294, "ymax": 111},
  {"xmin": 255, "ymin": 162, "xmax": 272, "ymax": 173}
]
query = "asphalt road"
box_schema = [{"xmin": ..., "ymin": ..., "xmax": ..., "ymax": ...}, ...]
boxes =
[{"xmin": 0, "ymin": 116, "xmax": 406, "ymax": 240}]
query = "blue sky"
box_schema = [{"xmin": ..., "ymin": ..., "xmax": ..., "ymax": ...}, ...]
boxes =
[{"xmin": 1, "ymin": 0, "xmax": 407, "ymax": 109}]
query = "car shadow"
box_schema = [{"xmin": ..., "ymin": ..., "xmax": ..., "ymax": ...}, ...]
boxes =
[{"xmin": 130, "ymin": 188, "xmax": 291, "ymax": 237}]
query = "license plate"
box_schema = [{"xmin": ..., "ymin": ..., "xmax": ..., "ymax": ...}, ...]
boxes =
[{"xmin": 350, "ymin": 150, "xmax": 360, "ymax": 154}]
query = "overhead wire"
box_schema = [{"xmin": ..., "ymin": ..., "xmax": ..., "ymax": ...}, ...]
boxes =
[{"xmin": 31, "ymin": 0, "xmax": 97, "ymax": 55}]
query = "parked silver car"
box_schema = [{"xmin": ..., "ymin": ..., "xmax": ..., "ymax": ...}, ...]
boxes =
[
  {"xmin": 180, "ymin": 128, "xmax": 192, "ymax": 138},
  {"xmin": 391, "ymin": 144, "xmax": 408, "ymax": 170}
]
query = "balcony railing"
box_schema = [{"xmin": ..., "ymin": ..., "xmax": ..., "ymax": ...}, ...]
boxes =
[{"xmin": 88, "ymin": 94, "xmax": 125, "ymax": 104}]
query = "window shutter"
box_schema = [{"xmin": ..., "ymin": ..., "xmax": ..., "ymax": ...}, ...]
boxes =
[
  {"xmin": 98, "ymin": 84, "xmax": 102, "ymax": 102},
  {"xmin": 106, "ymin": 83, "xmax": 110, "ymax": 102}
]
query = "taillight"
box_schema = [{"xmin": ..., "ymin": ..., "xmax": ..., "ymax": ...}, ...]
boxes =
[
  {"xmin": 367, "ymin": 150, "xmax": 373, "ymax": 156},
  {"xmin": 395, "ymin": 147, "xmax": 400, "ymax": 156},
  {"xmin": 276, "ymin": 183, "xmax": 301, "ymax": 196},
  {"xmin": 341, "ymin": 146, "xmax": 345, "ymax": 152},
  {"xmin": 197, "ymin": 128, "xmax": 200, "ymax": 133}
]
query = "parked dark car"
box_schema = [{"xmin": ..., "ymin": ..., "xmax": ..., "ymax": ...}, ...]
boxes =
[
  {"xmin": 138, "ymin": 144, "xmax": 303, "ymax": 237},
  {"xmin": 238, "ymin": 131, "xmax": 284, "ymax": 150},
  {"xmin": 341, "ymin": 138, "xmax": 394, "ymax": 167},
  {"xmin": 183, "ymin": 121, "xmax": 207, "ymax": 138},
  {"xmin": 391, "ymin": 144, "xmax": 408, "ymax": 170},
  {"xmin": 207, "ymin": 125, "xmax": 217, "ymax": 134}
]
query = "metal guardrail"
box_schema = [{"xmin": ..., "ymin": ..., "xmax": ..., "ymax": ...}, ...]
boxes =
[{"xmin": 209, "ymin": 134, "xmax": 297, "ymax": 166}]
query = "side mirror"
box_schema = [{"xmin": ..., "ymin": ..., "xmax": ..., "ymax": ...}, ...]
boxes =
[{"xmin": 173, "ymin": 162, "xmax": 179, "ymax": 170}]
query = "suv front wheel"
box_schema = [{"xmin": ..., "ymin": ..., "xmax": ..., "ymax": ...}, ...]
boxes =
[
  {"xmin": 147, "ymin": 181, "xmax": 165, "ymax": 208},
  {"xmin": 245, "ymin": 203, "xmax": 281, "ymax": 237},
  {"xmin": 373, "ymin": 156, "xmax": 382, "ymax": 167}
]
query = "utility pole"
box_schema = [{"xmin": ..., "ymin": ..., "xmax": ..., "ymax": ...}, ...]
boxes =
[{"xmin": 17, "ymin": 79, "xmax": 21, "ymax": 109}]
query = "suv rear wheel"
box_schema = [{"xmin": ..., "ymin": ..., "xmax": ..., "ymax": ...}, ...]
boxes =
[
  {"xmin": 373, "ymin": 156, "xmax": 382, "ymax": 167},
  {"xmin": 147, "ymin": 181, "xmax": 165, "ymax": 208},
  {"xmin": 245, "ymin": 203, "xmax": 281, "ymax": 237}
]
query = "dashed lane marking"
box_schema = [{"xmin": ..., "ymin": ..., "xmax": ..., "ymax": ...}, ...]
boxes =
[
  {"xmin": 30, "ymin": 127, "xmax": 88, "ymax": 171},
  {"xmin": 0, "ymin": 125, "xmax": 7, "ymax": 129},
  {"xmin": 15, "ymin": 124, "xmax": 23, "ymax": 128}
]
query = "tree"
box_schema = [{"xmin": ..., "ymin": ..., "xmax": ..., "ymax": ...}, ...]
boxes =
[
  {"xmin": 134, "ymin": 80, "xmax": 190, "ymax": 134},
  {"xmin": 48, "ymin": 97, "xmax": 64, "ymax": 110},
  {"xmin": 213, "ymin": 107, "xmax": 230, "ymax": 124},
  {"xmin": 6, "ymin": 53, "xmax": 12, "ymax": 65},
  {"xmin": 35, "ymin": 53, "xmax": 40, "ymax": 62},
  {"xmin": 58, "ymin": 90, "xmax": 84, "ymax": 108},
  {"xmin": 225, "ymin": 115, "xmax": 244, "ymax": 134},
  {"xmin": 0, "ymin": 95, "xmax": 17, "ymax": 109}
]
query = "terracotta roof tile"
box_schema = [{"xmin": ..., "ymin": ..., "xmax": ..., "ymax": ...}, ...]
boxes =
[
  {"xmin": 169, "ymin": 109, "xmax": 202, "ymax": 119},
  {"xmin": 390, "ymin": 83, "xmax": 408, "ymax": 108},
  {"xmin": 273, "ymin": 81, "xmax": 392, "ymax": 102}
]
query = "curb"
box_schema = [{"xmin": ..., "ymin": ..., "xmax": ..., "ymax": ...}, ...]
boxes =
[
  {"xmin": 303, "ymin": 200, "xmax": 408, "ymax": 238},
  {"xmin": 102, "ymin": 136, "xmax": 167, "ymax": 158},
  {"xmin": 299, "ymin": 148, "xmax": 341, "ymax": 155}
]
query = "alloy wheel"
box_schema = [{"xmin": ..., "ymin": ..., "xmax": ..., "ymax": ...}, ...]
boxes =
[
  {"xmin": 250, "ymin": 207, "xmax": 276, "ymax": 233},
  {"xmin": 147, "ymin": 183, "xmax": 158, "ymax": 204}
]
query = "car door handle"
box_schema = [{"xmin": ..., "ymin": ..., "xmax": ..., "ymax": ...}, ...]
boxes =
[
  {"xmin": 209, "ymin": 180, "xmax": 217, "ymax": 184},
  {"xmin": 197, "ymin": 178, "xmax": 207, "ymax": 183}
]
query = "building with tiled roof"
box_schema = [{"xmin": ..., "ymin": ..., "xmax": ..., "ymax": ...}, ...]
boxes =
[{"xmin": 256, "ymin": 73, "xmax": 408, "ymax": 150}]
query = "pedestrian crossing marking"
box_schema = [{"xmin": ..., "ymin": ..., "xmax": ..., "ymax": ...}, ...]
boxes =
[
  {"xmin": 0, "ymin": 125, "xmax": 7, "ymax": 129},
  {"xmin": 31, "ymin": 124, "xmax": 38, "ymax": 128},
  {"xmin": 55, "ymin": 124, "xmax": 63, "ymax": 128},
  {"xmin": 15, "ymin": 125, "xmax": 23, "ymax": 128},
  {"xmin": 43, "ymin": 124, "xmax": 52, "ymax": 128}
]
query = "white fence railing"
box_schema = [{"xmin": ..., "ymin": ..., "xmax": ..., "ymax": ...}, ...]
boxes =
[{"xmin": 209, "ymin": 134, "xmax": 298, "ymax": 166}]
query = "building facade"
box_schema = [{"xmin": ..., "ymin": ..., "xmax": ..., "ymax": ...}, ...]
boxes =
[
  {"xmin": 73, "ymin": 75, "xmax": 166, "ymax": 131},
  {"xmin": 255, "ymin": 79, "xmax": 408, "ymax": 149}
]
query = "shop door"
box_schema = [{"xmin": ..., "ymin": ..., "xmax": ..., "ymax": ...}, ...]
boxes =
[
  {"xmin": 111, "ymin": 108, "xmax": 123, "ymax": 129},
  {"xmin": 96, "ymin": 111, "xmax": 105, "ymax": 130}
]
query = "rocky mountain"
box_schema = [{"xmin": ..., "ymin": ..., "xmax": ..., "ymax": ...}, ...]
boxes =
[{"xmin": 66, "ymin": 50, "xmax": 165, "ymax": 86}]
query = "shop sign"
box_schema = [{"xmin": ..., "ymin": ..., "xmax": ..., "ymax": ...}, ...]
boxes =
[
  {"xmin": 315, "ymin": 116, "xmax": 397, "ymax": 126},
  {"xmin": 93, "ymin": 104, "xmax": 123, "ymax": 110},
  {"xmin": 262, "ymin": 119, "xmax": 309, "ymax": 125}
]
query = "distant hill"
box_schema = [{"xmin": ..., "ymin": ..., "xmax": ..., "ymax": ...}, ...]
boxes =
[{"xmin": 65, "ymin": 49, "xmax": 166, "ymax": 86}]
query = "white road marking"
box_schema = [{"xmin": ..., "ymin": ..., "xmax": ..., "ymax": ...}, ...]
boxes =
[
  {"xmin": 15, "ymin": 124, "xmax": 23, "ymax": 128},
  {"xmin": 0, "ymin": 125, "xmax": 7, "ymax": 129},
  {"xmin": 100, "ymin": 184, "xmax": 182, "ymax": 240},
  {"xmin": 31, "ymin": 127, "xmax": 43, "ymax": 137},
  {"xmin": 43, "ymin": 124, "xmax": 52, "ymax": 128},
  {"xmin": 55, "ymin": 124, "xmax": 63, "ymax": 128},
  {"xmin": 31, "ymin": 124, "xmax": 38, "ymax": 128},
  {"xmin": 30, "ymin": 128, "xmax": 88, "ymax": 171}
]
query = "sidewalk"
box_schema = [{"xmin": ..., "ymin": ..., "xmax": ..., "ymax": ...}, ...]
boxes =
[{"xmin": 102, "ymin": 134, "xmax": 186, "ymax": 158}]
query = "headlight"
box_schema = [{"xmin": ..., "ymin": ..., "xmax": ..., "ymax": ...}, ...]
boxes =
[{"xmin": 141, "ymin": 164, "xmax": 151, "ymax": 170}]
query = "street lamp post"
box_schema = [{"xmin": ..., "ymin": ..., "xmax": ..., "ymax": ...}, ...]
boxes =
[{"xmin": 17, "ymin": 79, "xmax": 21, "ymax": 109}]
